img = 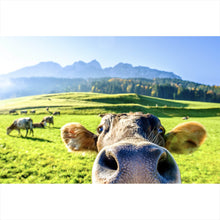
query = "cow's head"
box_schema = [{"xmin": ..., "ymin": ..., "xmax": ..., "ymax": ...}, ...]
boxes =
[
  {"xmin": 6, "ymin": 127, "xmax": 12, "ymax": 135},
  {"xmin": 61, "ymin": 113, "xmax": 206, "ymax": 183}
]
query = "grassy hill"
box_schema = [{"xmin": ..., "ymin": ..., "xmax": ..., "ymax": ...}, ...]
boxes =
[
  {"xmin": 0, "ymin": 92, "xmax": 220, "ymax": 117},
  {"xmin": 0, "ymin": 92, "xmax": 220, "ymax": 184}
]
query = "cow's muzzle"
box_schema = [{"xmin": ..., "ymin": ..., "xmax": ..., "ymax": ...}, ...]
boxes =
[{"xmin": 92, "ymin": 141, "xmax": 181, "ymax": 184}]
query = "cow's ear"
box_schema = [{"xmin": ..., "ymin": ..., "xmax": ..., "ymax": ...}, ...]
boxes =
[
  {"xmin": 61, "ymin": 123, "xmax": 98, "ymax": 152},
  {"xmin": 165, "ymin": 121, "xmax": 207, "ymax": 154}
]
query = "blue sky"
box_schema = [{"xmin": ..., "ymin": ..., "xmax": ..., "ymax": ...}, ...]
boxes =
[{"xmin": 0, "ymin": 36, "xmax": 219, "ymax": 85}]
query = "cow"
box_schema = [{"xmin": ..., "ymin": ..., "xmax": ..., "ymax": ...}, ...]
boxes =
[
  {"xmin": 7, "ymin": 117, "xmax": 34, "ymax": 137},
  {"xmin": 42, "ymin": 116, "xmax": 54, "ymax": 127},
  {"xmin": 53, "ymin": 111, "xmax": 60, "ymax": 115},
  {"xmin": 33, "ymin": 121, "xmax": 46, "ymax": 128},
  {"xmin": 20, "ymin": 110, "xmax": 27, "ymax": 114},
  {"xmin": 30, "ymin": 110, "xmax": 36, "ymax": 114},
  {"xmin": 9, "ymin": 110, "xmax": 17, "ymax": 114},
  {"xmin": 182, "ymin": 116, "xmax": 189, "ymax": 120},
  {"xmin": 61, "ymin": 112, "xmax": 207, "ymax": 184}
]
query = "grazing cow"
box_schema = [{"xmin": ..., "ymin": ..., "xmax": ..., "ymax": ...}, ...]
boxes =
[
  {"xmin": 53, "ymin": 111, "xmax": 60, "ymax": 115},
  {"xmin": 7, "ymin": 117, "xmax": 34, "ymax": 137},
  {"xmin": 20, "ymin": 110, "xmax": 27, "ymax": 114},
  {"xmin": 42, "ymin": 116, "xmax": 54, "ymax": 127},
  {"xmin": 30, "ymin": 110, "xmax": 36, "ymax": 114},
  {"xmin": 9, "ymin": 110, "xmax": 17, "ymax": 114},
  {"xmin": 33, "ymin": 121, "xmax": 46, "ymax": 128},
  {"xmin": 61, "ymin": 112, "xmax": 206, "ymax": 184},
  {"xmin": 182, "ymin": 116, "xmax": 189, "ymax": 120}
]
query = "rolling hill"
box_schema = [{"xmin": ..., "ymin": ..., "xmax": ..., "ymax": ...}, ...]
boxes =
[
  {"xmin": 0, "ymin": 92, "xmax": 220, "ymax": 184},
  {"xmin": 0, "ymin": 92, "xmax": 220, "ymax": 117}
]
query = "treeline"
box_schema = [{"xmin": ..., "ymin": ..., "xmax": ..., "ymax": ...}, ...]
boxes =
[
  {"xmin": 1, "ymin": 76, "xmax": 220, "ymax": 103},
  {"xmin": 90, "ymin": 78, "xmax": 220, "ymax": 103}
]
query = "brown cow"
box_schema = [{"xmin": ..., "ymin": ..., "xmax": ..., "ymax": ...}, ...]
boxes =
[
  {"xmin": 61, "ymin": 112, "xmax": 207, "ymax": 184},
  {"xmin": 182, "ymin": 116, "xmax": 189, "ymax": 120},
  {"xmin": 7, "ymin": 117, "xmax": 34, "ymax": 137},
  {"xmin": 33, "ymin": 121, "xmax": 46, "ymax": 128},
  {"xmin": 41, "ymin": 116, "xmax": 54, "ymax": 127}
]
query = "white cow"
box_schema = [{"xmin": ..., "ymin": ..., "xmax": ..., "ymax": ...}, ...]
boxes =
[{"xmin": 7, "ymin": 117, "xmax": 34, "ymax": 137}]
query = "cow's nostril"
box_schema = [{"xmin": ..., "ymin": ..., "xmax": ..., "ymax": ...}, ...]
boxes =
[
  {"xmin": 157, "ymin": 151, "xmax": 177, "ymax": 181},
  {"xmin": 93, "ymin": 144, "xmax": 181, "ymax": 184},
  {"xmin": 157, "ymin": 152, "xmax": 169, "ymax": 174},
  {"xmin": 100, "ymin": 150, "xmax": 118, "ymax": 171}
]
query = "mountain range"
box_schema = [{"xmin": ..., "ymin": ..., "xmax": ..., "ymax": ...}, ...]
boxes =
[{"xmin": 2, "ymin": 60, "xmax": 181, "ymax": 80}]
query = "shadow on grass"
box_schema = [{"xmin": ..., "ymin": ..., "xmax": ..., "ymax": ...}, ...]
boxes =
[
  {"xmin": 84, "ymin": 94, "xmax": 189, "ymax": 108},
  {"xmin": 8, "ymin": 135, "xmax": 53, "ymax": 143},
  {"xmin": 45, "ymin": 126, "xmax": 60, "ymax": 129}
]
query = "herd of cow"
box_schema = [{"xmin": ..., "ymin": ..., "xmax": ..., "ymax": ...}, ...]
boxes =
[
  {"xmin": 6, "ymin": 111, "xmax": 206, "ymax": 183},
  {"xmin": 6, "ymin": 116, "xmax": 54, "ymax": 137},
  {"xmin": 9, "ymin": 109, "xmax": 60, "ymax": 115}
]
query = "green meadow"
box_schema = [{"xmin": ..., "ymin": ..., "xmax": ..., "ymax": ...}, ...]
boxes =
[{"xmin": 0, "ymin": 92, "xmax": 220, "ymax": 183}]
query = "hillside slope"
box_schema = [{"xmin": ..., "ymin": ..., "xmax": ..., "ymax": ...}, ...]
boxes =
[{"xmin": 0, "ymin": 92, "xmax": 220, "ymax": 117}]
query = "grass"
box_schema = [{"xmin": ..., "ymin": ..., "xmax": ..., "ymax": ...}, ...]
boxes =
[
  {"xmin": 1, "ymin": 92, "xmax": 220, "ymax": 116},
  {"xmin": 160, "ymin": 117, "xmax": 220, "ymax": 183},
  {"xmin": 0, "ymin": 92, "xmax": 220, "ymax": 183},
  {"xmin": 0, "ymin": 114, "xmax": 99, "ymax": 183}
]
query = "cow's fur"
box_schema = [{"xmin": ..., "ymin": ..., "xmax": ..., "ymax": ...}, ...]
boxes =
[
  {"xmin": 9, "ymin": 110, "xmax": 16, "ymax": 114},
  {"xmin": 42, "ymin": 116, "xmax": 54, "ymax": 126},
  {"xmin": 61, "ymin": 123, "xmax": 97, "ymax": 152},
  {"xmin": 61, "ymin": 113, "xmax": 207, "ymax": 183},
  {"xmin": 53, "ymin": 111, "xmax": 60, "ymax": 115},
  {"xmin": 20, "ymin": 110, "xmax": 27, "ymax": 114},
  {"xmin": 182, "ymin": 116, "xmax": 189, "ymax": 120},
  {"xmin": 30, "ymin": 110, "xmax": 36, "ymax": 114},
  {"xmin": 33, "ymin": 121, "xmax": 46, "ymax": 128},
  {"xmin": 61, "ymin": 114, "xmax": 207, "ymax": 154},
  {"xmin": 165, "ymin": 121, "xmax": 206, "ymax": 154},
  {"xmin": 7, "ymin": 117, "xmax": 34, "ymax": 137}
]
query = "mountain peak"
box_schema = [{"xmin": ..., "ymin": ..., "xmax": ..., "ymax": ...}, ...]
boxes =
[
  {"xmin": 37, "ymin": 61, "xmax": 62, "ymax": 68},
  {"xmin": 4, "ymin": 60, "xmax": 181, "ymax": 80},
  {"xmin": 88, "ymin": 59, "xmax": 102, "ymax": 69},
  {"xmin": 114, "ymin": 62, "xmax": 133, "ymax": 68},
  {"xmin": 72, "ymin": 60, "xmax": 86, "ymax": 66}
]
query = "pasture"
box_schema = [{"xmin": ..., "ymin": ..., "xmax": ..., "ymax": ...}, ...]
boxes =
[{"xmin": 0, "ymin": 92, "xmax": 220, "ymax": 183}]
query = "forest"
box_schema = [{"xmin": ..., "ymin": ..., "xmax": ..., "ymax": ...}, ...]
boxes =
[
  {"xmin": 1, "ymin": 77, "xmax": 220, "ymax": 103},
  {"xmin": 90, "ymin": 78, "xmax": 220, "ymax": 103}
]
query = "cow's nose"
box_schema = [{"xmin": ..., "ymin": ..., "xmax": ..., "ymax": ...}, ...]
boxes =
[{"xmin": 92, "ymin": 143, "xmax": 181, "ymax": 184}]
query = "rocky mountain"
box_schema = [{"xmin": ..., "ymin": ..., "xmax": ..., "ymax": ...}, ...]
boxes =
[
  {"xmin": 61, "ymin": 60, "xmax": 103, "ymax": 78},
  {"xmin": 2, "ymin": 60, "xmax": 181, "ymax": 80},
  {"xmin": 104, "ymin": 63, "xmax": 180, "ymax": 79}
]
